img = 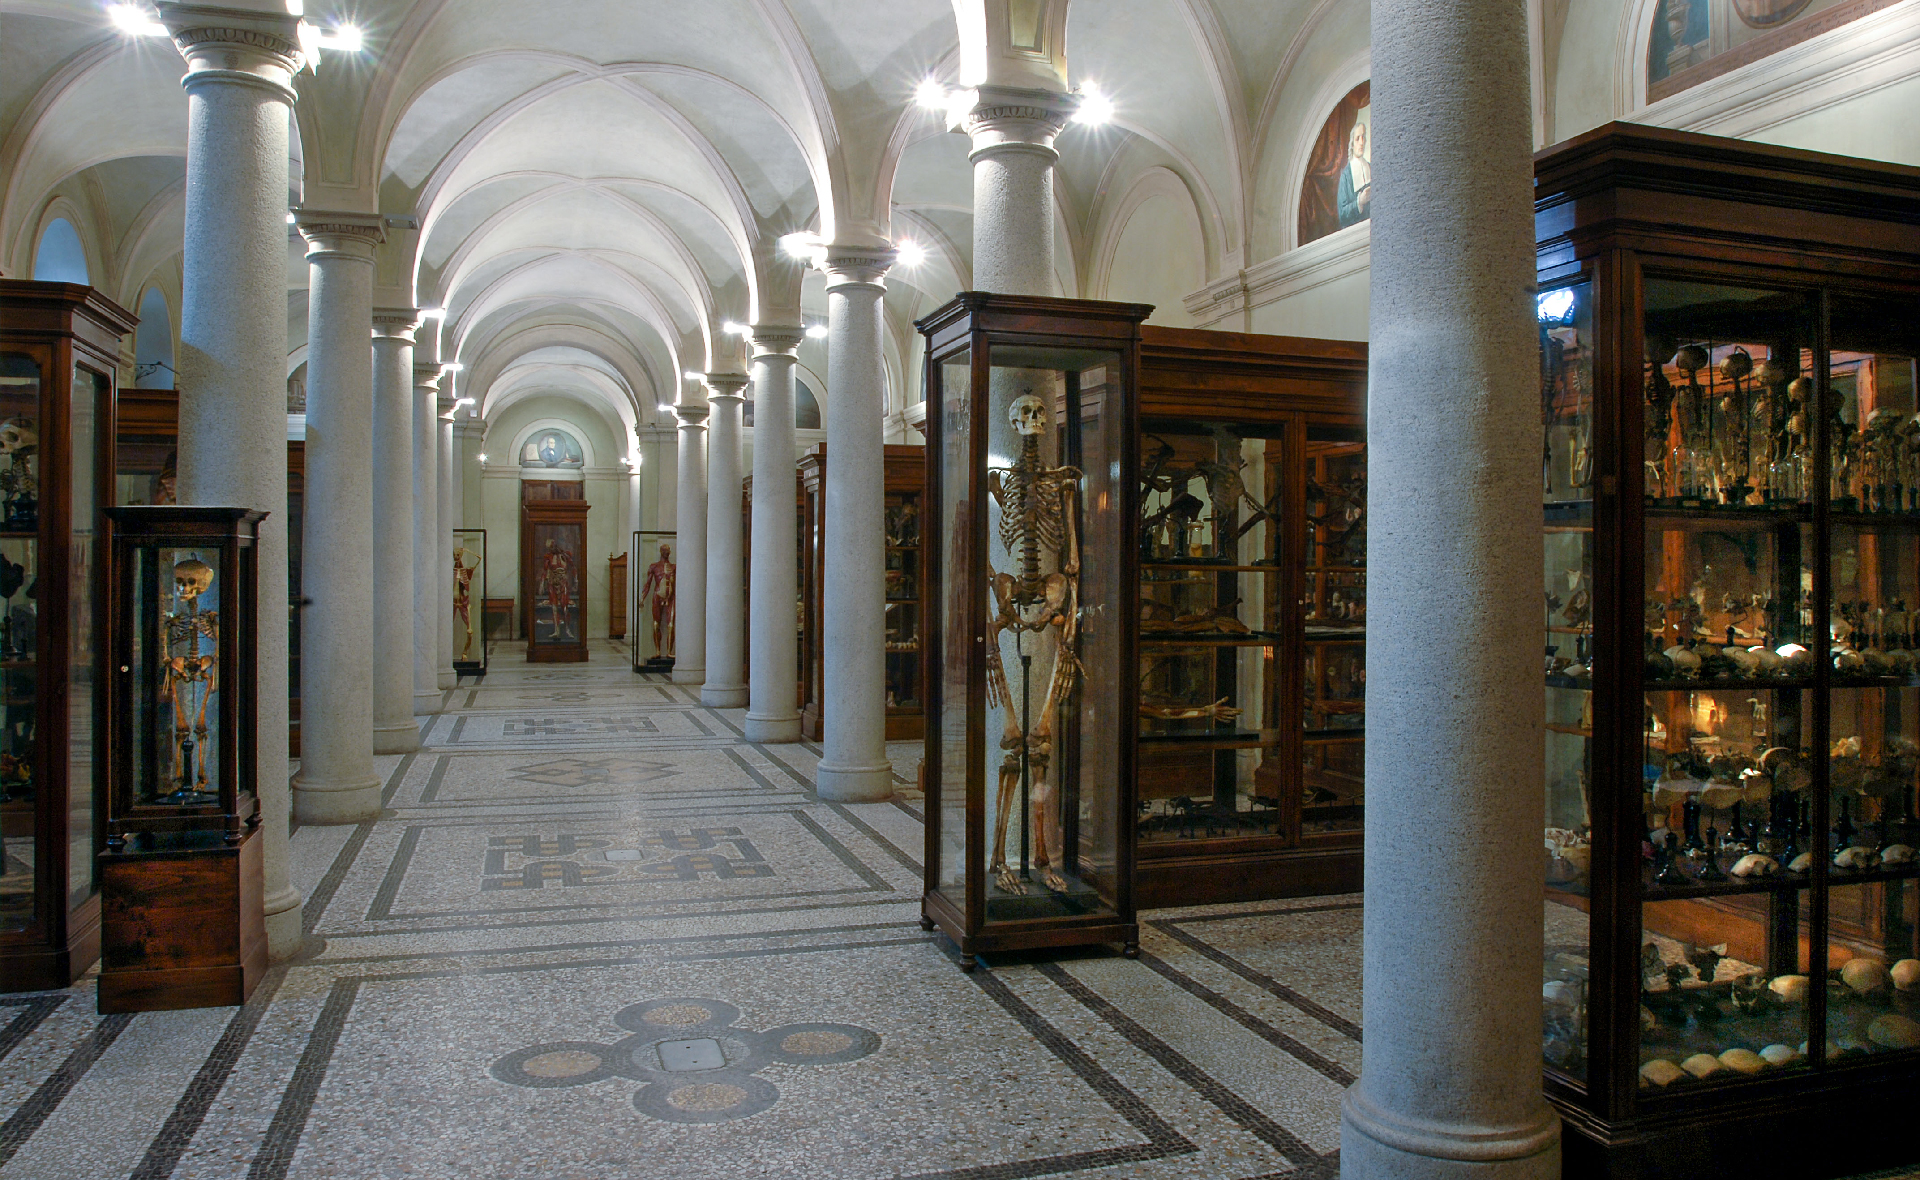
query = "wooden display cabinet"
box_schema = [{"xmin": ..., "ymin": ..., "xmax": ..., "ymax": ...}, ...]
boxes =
[
  {"xmin": 797, "ymin": 444, "xmax": 926, "ymax": 741},
  {"xmin": 97, "ymin": 507, "xmax": 265, "ymax": 1012},
  {"xmin": 522, "ymin": 494, "xmax": 589, "ymax": 663},
  {"xmin": 0, "ymin": 280, "xmax": 132, "ymax": 992},
  {"xmin": 1534, "ymin": 123, "xmax": 1920, "ymax": 1178},
  {"xmin": 1132, "ymin": 327, "xmax": 1368, "ymax": 908},
  {"xmin": 916, "ymin": 292, "xmax": 1147, "ymax": 966}
]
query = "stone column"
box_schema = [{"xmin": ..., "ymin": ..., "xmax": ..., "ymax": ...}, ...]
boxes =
[
  {"xmin": 816, "ymin": 244, "xmax": 895, "ymax": 802},
  {"xmin": 746, "ymin": 325, "xmax": 804, "ymax": 742},
  {"xmin": 1338, "ymin": 0, "xmax": 1560, "ymax": 1175},
  {"xmin": 370, "ymin": 310, "xmax": 418, "ymax": 753},
  {"xmin": 671, "ymin": 397, "xmax": 709, "ymax": 684},
  {"xmin": 702, "ymin": 372, "xmax": 749, "ymax": 707},
  {"xmin": 290, "ymin": 212, "xmax": 383, "ymax": 825},
  {"xmin": 437, "ymin": 396, "xmax": 456, "ymax": 687},
  {"xmin": 160, "ymin": 1, "xmax": 305, "ymax": 958},
  {"xmin": 411, "ymin": 357, "xmax": 441, "ymax": 712},
  {"xmin": 963, "ymin": 88, "xmax": 1073, "ymax": 295}
]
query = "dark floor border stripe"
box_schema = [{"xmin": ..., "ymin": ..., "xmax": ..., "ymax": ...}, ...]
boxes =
[
  {"xmin": 365, "ymin": 826, "xmax": 424, "ymax": 922},
  {"xmin": 668, "ymin": 936, "xmax": 927, "ymax": 963},
  {"xmin": 1037, "ymin": 961, "xmax": 1324, "ymax": 1169},
  {"xmin": 319, "ymin": 919, "xmax": 910, "ymax": 967},
  {"xmin": 789, "ymin": 808, "xmax": 896, "ymax": 892},
  {"xmin": 824, "ymin": 800, "xmax": 922, "ymax": 875},
  {"xmin": 893, "ymin": 797, "xmax": 927, "ymax": 824},
  {"xmin": 415, "ymin": 755, "xmax": 451, "ymax": 804},
  {"xmin": 897, "ymin": 964, "xmax": 1193, "ymax": 1180},
  {"xmin": 318, "ymin": 892, "xmax": 911, "ymax": 941},
  {"xmin": 129, "ymin": 965, "xmax": 291, "ymax": 1180},
  {"xmin": 0, "ymin": 1013, "xmax": 133, "ymax": 1167},
  {"xmin": 1137, "ymin": 951, "xmax": 1355, "ymax": 1086},
  {"xmin": 1150, "ymin": 919, "xmax": 1362, "ymax": 1041},
  {"xmin": 246, "ymin": 979, "xmax": 359, "ymax": 1180},
  {"xmin": 0, "ymin": 996, "xmax": 64, "ymax": 1066},
  {"xmin": 720, "ymin": 746, "xmax": 793, "ymax": 793},
  {"xmin": 755, "ymin": 744, "xmax": 818, "ymax": 792},
  {"xmin": 445, "ymin": 715, "xmax": 468, "ymax": 744}
]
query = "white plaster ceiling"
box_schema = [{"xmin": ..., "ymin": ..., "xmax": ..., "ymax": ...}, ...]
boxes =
[{"xmin": 1, "ymin": 0, "xmax": 1416, "ymax": 425}]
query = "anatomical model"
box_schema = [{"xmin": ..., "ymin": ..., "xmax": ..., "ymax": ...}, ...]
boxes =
[
  {"xmin": 986, "ymin": 391, "xmax": 1081, "ymax": 895},
  {"xmin": 164, "ymin": 556, "xmax": 219, "ymax": 805}
]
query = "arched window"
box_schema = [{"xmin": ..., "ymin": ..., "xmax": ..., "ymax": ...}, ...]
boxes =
[
  {"xmin": 32, "ymin": 218, "xmax": 88, "ymax": 284},
  {"xmin": 134, "ymin": 288, "xmax": 174, "ymax": 388},
  {"xmin": 1649, "ymin": 0, "xmax": 1875, "ymax": 101}
]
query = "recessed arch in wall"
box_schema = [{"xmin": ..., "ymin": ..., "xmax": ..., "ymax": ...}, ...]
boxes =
[
  {"xmin": 32, "ymin": 215, "xmax": 88, "ymax": 284},
  {"xmin": 1642, "ymin": 0, "xmax": 1885, "ymax": 102},
  {"xmin": 503, "ymin": 416, "xmax": 600, "ymax": 479},
  {"xmin": 518, "ymin": 425, "xmax": 587, "ymax": 469},
  {"xmin": 1092, "ymin": 168, "xmax": 1205, "ymax": 326},
  {"xmin": 1297, "ymin": 82, "xmax": 1372, "ymax": 249},
  {"xmin": 1280, "ymin": 48, "xmax": 1372, "ymax": 253},
  {"xmin": 134, "ymin": 287, "xmax": 173, "ymax": 388}
]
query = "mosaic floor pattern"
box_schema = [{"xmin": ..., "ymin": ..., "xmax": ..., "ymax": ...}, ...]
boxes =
[{"xmin": 0, "ymin": 647, "xmax": 1360, "ymax": 1180}]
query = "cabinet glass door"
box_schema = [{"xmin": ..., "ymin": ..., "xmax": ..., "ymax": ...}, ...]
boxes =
[{"xmin": 0, "ymin": 350, "xmax": 38, "ymax": 934}]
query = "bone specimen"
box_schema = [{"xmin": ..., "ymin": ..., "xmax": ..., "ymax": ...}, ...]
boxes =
[{"xmin": 985, "ymin": 391, "xmax": 1082, "ymax": 895}]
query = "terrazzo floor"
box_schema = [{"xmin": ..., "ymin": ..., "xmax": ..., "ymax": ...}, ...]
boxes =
[{"xmin": 0, "ymin": 648, "xmax": 1361, "ymax": 1180}]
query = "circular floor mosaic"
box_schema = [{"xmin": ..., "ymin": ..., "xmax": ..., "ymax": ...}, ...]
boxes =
[{"xmin": 490, "ymin": 997, "xmax": 880, "ymax": 1123}]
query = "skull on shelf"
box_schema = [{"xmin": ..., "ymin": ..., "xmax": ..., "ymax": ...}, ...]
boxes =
[{"xmin": 0, "ymin": 418, "xmax": 36, "ymax": 457}]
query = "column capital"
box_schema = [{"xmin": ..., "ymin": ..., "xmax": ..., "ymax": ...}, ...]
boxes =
[
  {"xmin": 297, "ymin": 211, "xmax": 386, "ymax": 264},
  {"xmin": 961, "ymin": 84, "xmax": 1076, "ymax": 161},
  {"xmin": 159, "ymin": 3, "xmax": 303, "ymax": 101},
  {"xmin": 412, "ymin": 363, "xmax": 443, "ymax": 392},
  {"xmin": 750, "ymin": 324, "xmax": 805, "ymax": 357},
  {"xmin": 436, "ymin": 394, "xmax": 461, "ymax": 418},
  {"xmin": 373, "ymin": 307, "xmax": 420, "ymax": 341},
  {"xmin": 822, "ymin": 244, "xmax": 897, "ymax": 291},
  {"xmin": 674, "ymin": 402, "xmax": 711, "ymax": 428},
  {"xmin": 704, "ymin": 372, "xmax": 750, "ymax": 402}
]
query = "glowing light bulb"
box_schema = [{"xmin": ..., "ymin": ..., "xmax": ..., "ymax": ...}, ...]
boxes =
[
  {"xmin": 894, "ymin": 239, "xmax": 927, "ymax": 268},
  {"xmin": 914, "ymin": 78, "xmax": 948, "ymax": 110},
  {"xmin": 1073, "ymin": 82, "xmax": 1113, "ymax": 126},
  {"xmin": 109, "ymin": 4, "xmax": 167, "ymax": 35},
  {"xmin": 805, "ymin": 325, "xmax": 828, "ymax": 339}
]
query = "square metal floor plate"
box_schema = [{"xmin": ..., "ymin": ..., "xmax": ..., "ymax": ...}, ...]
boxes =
[{"xmin": 655, "ymin": 1038, "xmax": 725, "ymax": 1072}]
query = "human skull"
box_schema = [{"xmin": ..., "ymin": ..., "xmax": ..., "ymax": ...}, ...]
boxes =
[
  {"xmin": 1008, "ymin": 394, "xmax": 1047, "ymax": 436},
  {"xmin": 172, "ymin": 557, "xmax": 214, "ymax": 602},
  {"xmin": 0, "ymin": 419, "xmax": 36, "ymax": 457}
]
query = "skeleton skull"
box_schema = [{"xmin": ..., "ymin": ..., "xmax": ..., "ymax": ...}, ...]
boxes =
[
  {"xmin": 0, "ymin": 419, "xmax": 35, "ymax": 456},
  {"xmin": 172, "ymin": 557, "xmax": 214, "ymax": 602},
  {"xmin": 1008, "ymin": 394, "xmax": 1047, "ymax": 436}
]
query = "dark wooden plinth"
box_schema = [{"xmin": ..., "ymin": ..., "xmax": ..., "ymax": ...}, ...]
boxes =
[
  {"xmin": 1134, "ymin": 844, "xmax": 1361, "ymax": 909},
  {"xmin": 98, "ymin": 827, "xmax": 265, "ymax": 1013}
]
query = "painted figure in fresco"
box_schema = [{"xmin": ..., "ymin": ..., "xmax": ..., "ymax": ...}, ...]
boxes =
[
  {"xmin": 452, "ymin": 545, "xmax": 479, "ymax": 658},
  {"xmin": 539, "ymin": 540, "xmax": 577, "ymax": 641},
  {"xmin": 641, "ymin": 544, "xmax": 676, "ymax": 658},
  {"xmin": 1336, "ymin": 120, "xmax": 1372, "ymax": 229}
]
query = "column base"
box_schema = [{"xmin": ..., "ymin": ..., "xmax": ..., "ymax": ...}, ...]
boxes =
[
  {"xmin": 291, "ymin": 773, "xmax": 383, "ymax": 825},
  {"xmin": 413, "ymin": 690, "xmax": 441, "ymax": 715},
  {"xmin": 373, "ymin": 722, "xmax": 420, "ymax": 755},
  {"xmin": 743, "ymin": 713, "xmax": 801, "ymax": 743},
  {"xmin": 671, "ymin": 664, "xmax": 705, "ymax": 685},
  {"xmin": 264, "ymin": 885, "xmax": 305, "ymax": 961},
  {"xmin": 815, "ymin": 760, "xmax": 893, "ymax": 802},
  {"xmin": 437, "ymin": 668, "xmax": 456, "ymax": 690},
  {"xmin": 1340, "ymin": 1089, "xmax": 1560, "ymax": 1180},
  {"xmin": 701, "ymin": 683, "xmax": 748, "ymax": 707}
]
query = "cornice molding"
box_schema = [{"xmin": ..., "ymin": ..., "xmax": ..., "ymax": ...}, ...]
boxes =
[{"xmin": 1186, "ymin": 222, "xmax": 1372, "ymax": 329}]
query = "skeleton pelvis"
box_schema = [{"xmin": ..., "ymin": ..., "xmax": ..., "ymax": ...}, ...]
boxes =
[{"xmin": 992, "ymin": 571, "xmax": 1069, "ymax": 630}]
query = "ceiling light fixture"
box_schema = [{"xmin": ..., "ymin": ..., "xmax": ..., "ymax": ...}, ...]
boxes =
[
  {"xmin": 914, "ymin": 78, "xmax": 948, "ymax": 110},
  {"xmin": 1073, "ymin": 81, "xmax": 1114, "ymax": 126},
  {"xmin": 108, "ymin": 4, "xmax": 167, "ymax": 36},
  {"xmin": 805, "ymin": 324, "xmax": 829, "ymax": 339},
  {"xmin": 894, "ymin": 239, "xmax": 927, "ymax": 268}
]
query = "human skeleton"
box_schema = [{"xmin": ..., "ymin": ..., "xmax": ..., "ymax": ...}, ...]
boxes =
[
  {"xmin": 985, "ymin": 392, "xmax": 1081, "ymax": 895},
  {"xmin": 165, "ymin": 557, "xmax": 219, "ymax": 801}
]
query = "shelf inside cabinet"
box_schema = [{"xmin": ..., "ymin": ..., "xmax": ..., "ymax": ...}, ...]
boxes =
[
  {"xmin": 1830, "ymin": 510, "xmax": 1920, "ymax": 530},
  {"xmin": 1139, "ymin": 729, "xmax": 1283, "ymax": 750},
  {"xmin": 1141, "ymin": 562, "xmax": 1283, "ymax": 572},
  {"xmin": 1643, "ymin": 502, "xmax": 1810, "ymax": 525},
  {"xmin": 1142, "ymin": 633, "xmax": 1282, "ymax": 647},
  {"xmin": 1642, "ymin": 676, "xmax": 1814, "ymax": 691},
  {"xmin": 1303, "ymin": 626, "xmax": 1364, "ymax": 640}
]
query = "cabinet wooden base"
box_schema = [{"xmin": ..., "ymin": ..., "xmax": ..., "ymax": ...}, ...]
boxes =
[
  {"xmin": 98, "ymin": 827, "xmax": 265, "ymax": 1014},
  {"xmin": 526, "ymin": 643, "xmax": 588, "ymax": 663},
  {"xmin": 1135, "ymin": 843, "xmax": 1361, "ymax": 908},
  {"xmin": 0, "ymin": 910, "xmax": 101, "ymax": 993}
]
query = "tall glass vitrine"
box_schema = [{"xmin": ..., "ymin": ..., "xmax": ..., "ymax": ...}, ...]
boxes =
[
  {"xmin": 1535, "ymin": 124, "xmax": 1920, "ymax": 1176},
  {"xmin": 917, "ymin": 294, "xmax": 1148, "ymax": 966},
  {"xmin": 0, "ymin": 280, "xmax": 131, "ymax": 992}
]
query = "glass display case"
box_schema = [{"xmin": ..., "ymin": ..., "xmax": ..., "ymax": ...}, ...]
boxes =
[
  {"xmin": 0, "ymin": 280, "xmax": 132, "ymax": 992},
  {"xmin": 631, "ymin": 529, "xmax": 675, "ymax": 673},
  {"xmin": 1535, "ymin": 124, "xmax": 1920, "ymax": 1175},
  {"xmin": 916, "ymin": 292, "xmax": 1148, "ymax": 966},
  {"xmin": 797, "ymin": 445, "xmax": 926, "ymax": 740},
  {"xmin": 1133, "ymin": 328, "xmax": 1368, "ymax": 906},
  {"xmin": 522, "ymin": 497, "xmax": 589, "ymax": 663},
  {"xmin": 453, "ymin": 527, "xmax": 486, "ymax": 675},
  {"xmin": 97, "ymin": 507, "xmax": 265, "ymax": 1012}
]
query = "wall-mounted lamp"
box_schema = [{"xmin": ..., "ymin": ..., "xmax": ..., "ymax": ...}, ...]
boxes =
[
  {"xmin": 682, "ymin": 370, "xmax": 704, "ymax": 382},
  {"xmin": 722, "ymin": 321, "xmax": 749, "ymax": 337},
  {"xmin": 441, "ymin": 362, "xmax": 463, "ymax": 373},
  {"xmin": 1072, "ymin": 81, "xmax": 1114, "ymax": 126},
  {"xmin": 656, "ymin": 403, "xmax": 674, "ymax": 414},
  {"xmin": 804, "ymin": 324, "xmax": 829, "ymax": 340},
  {"xmin": 452, "ymin": 397, "xmax": 475, "ymax": 409},
  {"xmin": 894, "ymin": 240, "xmax": 927, "ymax": 268},
  {"xmin": 476, "ymin": 453, "xmax": 488, "ymax": 463},
  {"xmin": 108, "ymin": 4, "xmax": 166, "ymax": 35},
  {"xmin": 419, "ymin": 307, "xmax": 446, "ymax": 320}
]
